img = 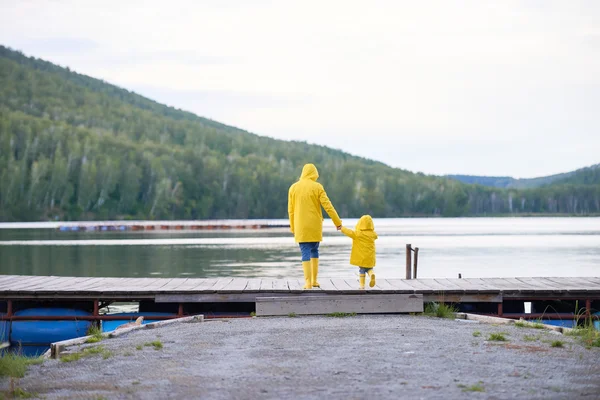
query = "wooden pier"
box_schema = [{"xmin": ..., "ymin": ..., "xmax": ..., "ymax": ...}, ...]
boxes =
[{"xmin": 1, "ymin": 275, "xmax": 599, "ymax": 318}]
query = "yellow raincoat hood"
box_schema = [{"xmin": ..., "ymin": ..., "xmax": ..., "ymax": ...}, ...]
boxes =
[
  {"xmin": 300, "ymin": 163, "xmax": 319, "ymax": 181},
  {"xmin": 355, "ymin": 215, "xmax": 374, "ymax": 232}
]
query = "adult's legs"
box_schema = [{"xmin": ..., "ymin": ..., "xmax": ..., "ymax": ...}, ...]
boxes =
[
  {"xmin": 310, "ymin": 243, "xmax": 320, "ymax": 287},
  {"xmin": 299, "ymin": 242, "xmax": 318, "ymax": 289}
]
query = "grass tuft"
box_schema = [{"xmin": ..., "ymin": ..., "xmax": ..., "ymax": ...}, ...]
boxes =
[
  {"xmin": 326, "ymin": 312, "xmax": 357, "ymax": 318},
  {"xmin": 0, "ymin": 354, "xmax": 43, "ymax": 378},
  {"xmin": 458, "ymin": 382, "xmax": 485, "ymax": 392},
  {"xmin": 135, "ymin": 345, "xmax": 143, "ymax": 351},
  {"xmin": 551, "ymin": 340, "xmax": 564, "ymax": 348},
  {"xmin": 423, "ymin": 302, "xmax": 458, "ymax": 319},
  {"xmin": 288, "ymin": 312, "xmax": 297, "ymax": 318},
  {"xmin": 472, "ymin": 331, "xmax": 481, "ymax": 337},
  {"xmin": 85, "ymin": 325, "xmax": 104, "ymax": 344},
  {"xmin": 523, "ymin": 335, "xmax": 539, "ymax": 342},
  {"xmin": 488, "ymin": 333, "xmax": 508, "ymax": 342},
  {"xmin": 61, "ymin": 345, "xmax": 112, "ymax": 362},
  {"xmin": 10, "ymin": 387, "xmax": 35, "ymax": 398},
  {"xmin": 144, "ymin": 341, "xmax": 163, "ymax": 350}
]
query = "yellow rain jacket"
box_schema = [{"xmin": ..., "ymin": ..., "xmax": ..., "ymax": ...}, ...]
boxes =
[
  {"xmin": 288, "ymin": 164, "xmax": 342, "ymax": 243},
  {"xmin": 341, "ymin": 215, "xmax": 378, "ymax": 268}
]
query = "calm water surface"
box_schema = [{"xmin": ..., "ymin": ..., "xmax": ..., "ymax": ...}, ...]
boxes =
[{"xmin": 0, "ymin": 218, "xmax": 599, "ymax": 279}]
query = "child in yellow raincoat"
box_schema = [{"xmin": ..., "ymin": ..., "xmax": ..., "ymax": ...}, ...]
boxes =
[{"xmin": 340, "ymin": 215, "xmax": 378, "ymax": 289}]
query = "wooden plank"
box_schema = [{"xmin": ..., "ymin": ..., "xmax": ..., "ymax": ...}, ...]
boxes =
[
  {"xmin": 156, "ymin": 278, "xmax": 189, "ymax": 291},
  {"xmin": 156, "ymin": 292, "xmax": 300, "ymax": 303},
  {"xmin": 390, "ymin": 279, "xmax": 435, "ymax": 293},
  {"xmin": 0, "ymin": 275, "xmax": 44, "ymax": 289},
  {"xmin": 433, "ymin": 279, "xmax": 467, "ymax": 292},
  {"xmin": 423, "ymin": 293, "xmax": 502, "ymax": 303},
  {"xmin": 184, "ymin": 279, "xmax": 219, "ymax": 292},
  {"xmin": 259, "ymin": 279, "xmax": 274, "ymax": 291},
  {"xmin": 286, "ymin": 279, "xmax": 304, "ymax": 293},
  {"xmin": 585, "ymin": 277, "xmax": 600, "ymax": 286},
  {"xmin": 514, "ymin": 277, "xmax": 565, "ymax": 292},
  {"xmin": 256, "ymin": 294, "xmax": 424, "ymax": 316},
  {"xmin": 411, "ymin": 279, "xmax": 463, "ymax": 292},
  {"xmin": 543, "ymin": 277, "xmax": 591, "ymax": 291},
  {"xmin": 445, "ymin": 278, "xmax": 495, "ymax": 292},
  {"xmin": 316, "ymin": 279, "xmax": 337, "ymax": 292},
  {"xmin": 3, "ymin": 275, "xmax": 57, "ymax": 290},
  {"xmin": 243, "ymin": 279, "xmax": 262, "ymax": 292},
  {"xmin": 385, "ymin": 279, "xmax": 419, "ymax": 292},
  {"xmin": 559, "ymin": 277, "xmax": 600, "ymax": 289},
  {"xmin": 330, "ymin": 278, "xmax": 353, "ymax": 292},
  {"xmin": 494, "ymin": 278, "xmax": 538, "ymax": 291},
  {"xmin": 461, "ymin": 278, "xmax": 500, "ymax": 291},
  {"xmin": 210, "ymin": 278, "xmax": 235, "ymax": 292},
  {"xmin": 0, "ymin": 275, "xmax": 21, "ymax": 285},
  {"xmin": 272, "ymin": 279, "xmax": 290, "ymax": 292},
  {"xmin": 369, "ymin": 279, "xmax": 403, "ymax": 293},
  {"xmin": 217, "ymin": 278, "xmax": 248, "ymax": 293},
  {"xmin": 483, "ymin": 278, "xmax": 526, "ymax": 292}
]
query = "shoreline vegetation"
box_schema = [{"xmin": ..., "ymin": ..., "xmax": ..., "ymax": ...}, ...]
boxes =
[{"xmin": 1, "ymin": 45, "xmax": 599, "ymax": 222}]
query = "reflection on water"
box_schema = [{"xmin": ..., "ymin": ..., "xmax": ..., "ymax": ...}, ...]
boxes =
[{"xmin": 0, "ymin": 218, "xmax": 599, "ymax": 279}]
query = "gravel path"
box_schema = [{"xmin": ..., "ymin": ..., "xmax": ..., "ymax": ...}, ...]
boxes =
[{"xmin": 2, "ymin": 315, "xmax": 599, "ymax": 399}]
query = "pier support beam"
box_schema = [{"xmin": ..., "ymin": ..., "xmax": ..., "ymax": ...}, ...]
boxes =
[{"xmin": 497, "ymin": 303, "xmax": 503, "ymax": 317}]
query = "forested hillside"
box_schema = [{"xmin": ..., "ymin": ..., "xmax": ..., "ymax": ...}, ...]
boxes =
[
  {"xmin": 1, "ymin": 46, "xmax": 599, "ymax": 221},
  {"xmin": 447, "ymin": 165, "xmax": 598, "ymax": 189}
]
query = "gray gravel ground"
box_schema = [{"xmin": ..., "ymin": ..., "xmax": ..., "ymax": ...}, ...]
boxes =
[{"xmin": 2, "ymin": 315, "xmax": 599, "ymax": 399}]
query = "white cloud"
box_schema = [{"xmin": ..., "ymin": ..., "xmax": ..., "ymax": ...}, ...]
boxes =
[{"xmin": 1, "ymin": 0, "xmax": 599, "ymax": 177}]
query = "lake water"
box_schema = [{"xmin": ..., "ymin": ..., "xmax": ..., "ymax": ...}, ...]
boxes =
[{"xmin": 0, "ymin": 218, "xmax": 599, "ymax": 280}]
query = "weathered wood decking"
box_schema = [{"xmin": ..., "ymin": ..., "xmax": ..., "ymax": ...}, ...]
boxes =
[{"xmin": 1, "ymin": 275, "xmax": 599, "ymax": 303}]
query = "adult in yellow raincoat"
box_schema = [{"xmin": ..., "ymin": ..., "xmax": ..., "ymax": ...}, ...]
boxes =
[
  {"xmin": 340, "ymin": 215, "xmax": 378, "ymax": 289},
  {"xmin": 288, "ymin": 164, "xmax": 342, "ymax": 289}
]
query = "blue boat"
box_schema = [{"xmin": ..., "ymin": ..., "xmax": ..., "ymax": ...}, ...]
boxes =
[
  {"xmin": 541, "ymin": 319, "xmax": 576, "ymax": 328},
  {"xmin": 102, "ymin": 312, "xmax": 175, "ymax": 332},
  {"xmin": 10, "ymin": 308, "xmax": 92, "ymax": 357}
]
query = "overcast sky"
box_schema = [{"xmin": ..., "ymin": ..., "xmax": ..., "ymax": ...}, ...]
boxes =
[{"xmin": 1, "ymin": 0, "xmax": 599, "ymax": 178}]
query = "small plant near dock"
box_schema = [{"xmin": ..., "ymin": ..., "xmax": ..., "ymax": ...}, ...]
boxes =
[
  {"xmin": 10, "ymin": 387, "xmax": 36, "ymax": 398},
  {"xmin": 326, "ymin": 312, "xmax": 357, "ymax": 318},
  {"xmin": 472, "ymin": 331, "xmax": 481, "ymax": 337},
  {"xmin": 136, "ymin": 345, "xmax": 143, "ymax": 351},
  {"xmin": 288, "ymin": 312, "xmax": 297, "ymax": 318},
  {"xmin": 0, "ymin": 354, "xmax": 43, "ymax": 378},
  {"xmin": 61, "ymin": 345, "xmax": 112, "ymax": 362},
  {"xmin": 458, "ymin": 382, "xmax": 485, "ymax": 392},
  {"xmin": 60, "ymin": 352, "xmax": 81, "ymax": 363},
  {"xmin": 132, "ymin": 380, "xmax": 141, "ymax": 385},
  {"xmin": 550, "ymin": 340, "xmax": 564, "ymax": 348},
  {"xmin": 85, "ymin": 325, "xmax": 104, "ymax": 344},
  {"xmin": 531, "ymin": 322, "xmax": 545, "ymax": 329},
  {"xmin": 423, "ymin": 302, "xmax": 457, "ymax": 319},
  {"xmin": 250, "ymin": 312, "xmax": 256, "ymax": 317},
  {"xmin": 488, "ymin": 333, "xmax": 508, "ymax": 342},
  {"xmin": 523, "ymin": 335, "xmax": 539, "ymax": 342},
  {"xmin": 144, "ymin": 340, "xmax": 163, "ymax": 350},
  {"xmin": 565, "ymin": 322, "xmax": 600, "ymax": 348},
  {"xmin": 514, "ymin": 321, "xmax": 527, "ymax": 328}
]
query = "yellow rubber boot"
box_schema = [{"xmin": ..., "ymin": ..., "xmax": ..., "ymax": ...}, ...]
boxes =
[
  {"xmin": 367, "ymin": 269, "xmax": 376, "ymax": 288},
  {"xmin": 311, "ymin": 258, "xmax": 320, "ymax": 287},
  {"xmin": 359, "ymin": 274, "xmax": 366, "ymax": 289},
  {"xmin": 302, "ymin": 261, "xmax": 312, "ymax": 289}
]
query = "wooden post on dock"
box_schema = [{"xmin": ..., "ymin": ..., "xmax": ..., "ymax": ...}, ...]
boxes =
[
  {"xmin": 406, "ymin": 244, "xmax": 412, "ymax": 279},
  {"xmin": 413, "ymin": 247, "xmax": 419, "ymax": 279}
]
